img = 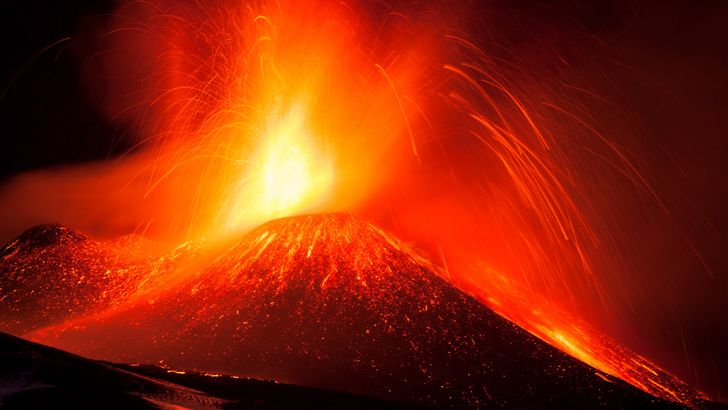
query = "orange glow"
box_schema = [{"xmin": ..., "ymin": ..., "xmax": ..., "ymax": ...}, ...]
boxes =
[
  {"xmin": 82, "ymin": 0, "xmax": 433, "ymax": 241},
  {"xmin": 0, "ymin": 0, "xmax": 716, "ymax": 407},
  {"xmin": 223, "ymin": 104, "xmax": 334, "ymax": 231}
]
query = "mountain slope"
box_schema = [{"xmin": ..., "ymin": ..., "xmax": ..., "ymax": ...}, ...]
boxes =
[{"xmin": 22, "ymin": 214, "xmax": 693, "ymax": 408}]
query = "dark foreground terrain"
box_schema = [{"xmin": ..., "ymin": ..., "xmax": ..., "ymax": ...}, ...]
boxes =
[{"xmin": 0, "ymin": 331, "xmax": 410, "ymax": 409}]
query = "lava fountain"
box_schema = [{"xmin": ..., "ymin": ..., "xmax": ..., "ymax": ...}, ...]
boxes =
[{"xmin": 0, "ymin": 0, "xmax": 721, "ymax": 408}]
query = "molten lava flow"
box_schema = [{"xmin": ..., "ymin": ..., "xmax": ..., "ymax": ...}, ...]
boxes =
[{"xmin": 454, "ymin": 265, "xmax": 708, "ymax": 406}]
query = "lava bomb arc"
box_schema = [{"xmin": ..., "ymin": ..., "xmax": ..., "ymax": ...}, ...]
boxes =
[{"xmin": 0, "ymin": 0, "xmax": 724, "ymax": 409}]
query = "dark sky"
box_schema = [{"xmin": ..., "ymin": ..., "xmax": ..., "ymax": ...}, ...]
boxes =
[
  {"xmin": 1, "ymin": 0, "xmax": 727, "ymax": 401},
  {"xmin": 0, "ymin": 0, "xmax": 123, "ymax": 180}
]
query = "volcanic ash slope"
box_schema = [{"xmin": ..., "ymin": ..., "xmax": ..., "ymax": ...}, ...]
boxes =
[{"xmin": 22, "ymin": 214, "xmax": 683, "ymax": 408}]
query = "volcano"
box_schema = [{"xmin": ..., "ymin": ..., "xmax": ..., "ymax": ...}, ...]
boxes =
[{"xmin": 1, "ymin": 214, "xmax": 714, "ymax": 408}]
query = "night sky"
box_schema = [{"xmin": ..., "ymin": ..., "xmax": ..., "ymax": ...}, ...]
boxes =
[{"xmin": 1, "ymin": 0, "xmax": 727, "ymax": 401}]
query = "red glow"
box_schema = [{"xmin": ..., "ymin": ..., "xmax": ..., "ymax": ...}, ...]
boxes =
[{"xmin": 0, "ymin": 0, "xmax": 718, "ymax": 407}]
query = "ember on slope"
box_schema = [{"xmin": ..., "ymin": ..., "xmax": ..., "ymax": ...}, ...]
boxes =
[{"xmin": 0, "ymin": 224, "xmax": 154, "ymax": 335}]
